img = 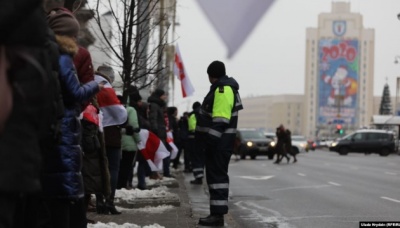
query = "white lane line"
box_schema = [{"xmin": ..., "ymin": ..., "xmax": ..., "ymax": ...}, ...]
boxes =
[
  {"xmin": 381, "ymin": 196, "xmax": 400, "ymax": 203},
  {"xmin": 385, "ymin": 172, "xmax": 397, "ymax": 175},
  {"xmin": 237, "ymin": 175, "xmax": 274, "ymax": 180},
  {"xmin": 297, "ymin": 173, "xmax": 306, "ymax": 176},
  {"xmin": 328, "ymin": 182, "xmax": 341, "ymax": 186}
]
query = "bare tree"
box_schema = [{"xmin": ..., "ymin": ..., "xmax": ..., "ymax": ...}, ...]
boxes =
[{"xmin": 89, "ymin": 0, "xmax": 174, "ymax": 100}]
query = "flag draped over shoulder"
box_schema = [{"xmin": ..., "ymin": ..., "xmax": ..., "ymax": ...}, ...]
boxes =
[
  {"xmin": 95, "ymin": 75, "xmax": 127, "ymax": 127},
  {"xmin": 174, "ymin": 45, "xmax": 194, "ymax": 98},
  {"xmin": 195, "ymin": 0, "xmax": 275, "ymax": 58},
  {"xmin": 166, "ymin": 131, "xmax": 178, "ymax": 160},
  {"xmin": 137, "ymin": 129, "xmax": 170, "ymax": 171}
]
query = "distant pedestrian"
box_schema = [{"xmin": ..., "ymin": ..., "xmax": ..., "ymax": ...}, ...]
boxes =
[
  {"xmin": 178, "ymin": 112, "xmax": 191, "ymax": 172},
  {"xmin": 189, "ymin": 101, "xmax": 205, "ymax": 185},
  {"xmin": 285, "ymin": 129, "xmax": 297, "ymax": 163},
  {"xmin": 196, "ymin": 61, "xmax": 243, "ymax": 226},
  {"xmin": 148, "ymin": 89, "xmax": 173, "ymax": 178},
  {"xmin": 274, "ymin": 124, "xmax": 290, "ymax": 164}
]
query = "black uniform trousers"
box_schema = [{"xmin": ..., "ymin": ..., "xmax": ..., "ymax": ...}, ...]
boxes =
[
  {"xmin": 204, "ymin": 145, "xmax": 232, "ymax": 215},
  {"xmin": 191, "ymin": 137, "xmax": 205, "ymax": 179}
]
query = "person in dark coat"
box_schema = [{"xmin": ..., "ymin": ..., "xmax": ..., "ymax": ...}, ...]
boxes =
[
  {"xmin": 178, "ymin": 112, "xmax": 191, "ymax": 172},
  {"xmin": 274, "ymin": 125, "xmax": 290, "ymax": 164},
  {"xmin": 41, "ymin": 8, "xmax": 102, "ymax": 228},
  {"xmin": 285, "ymin": 129, "xmax": 297, "ymax": 163},
  {"xmin": 167, "ymin": 106, "xmax": 180, "ymax": 169},
  {"xmin": 0, "ymin": 1, "xmax": 62, "ymax": 227},
  {"xmin": 148, "ymin": 89, "xmax": 173, "ymax": 177}
]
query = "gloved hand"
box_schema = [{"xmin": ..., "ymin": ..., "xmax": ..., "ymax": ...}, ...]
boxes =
[{"xmin": 125, "ymin": 125, "xmax": 134, "ymax": 135}]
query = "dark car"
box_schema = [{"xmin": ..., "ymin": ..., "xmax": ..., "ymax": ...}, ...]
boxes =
[
  {"xmin": 235, "ymin": 128, "xmax": 274, "ymax": 160},
  {"xmin": 329, "ymin": 129, "xmax": 396, "ymax": 156}
]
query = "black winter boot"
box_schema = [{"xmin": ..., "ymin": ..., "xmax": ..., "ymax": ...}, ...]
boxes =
[
  {"xmin": 190, "ymin": 178, "xmax": 203, "ymax": 185},
  {"xmin": 198, "ymin": 214, "xmax": 224, "ymax": 226}
]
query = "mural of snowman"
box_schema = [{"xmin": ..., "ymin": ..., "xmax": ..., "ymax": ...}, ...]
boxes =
[{"xmin": 323, "ymin": 66, "xmax": 357, "ymax": 106}]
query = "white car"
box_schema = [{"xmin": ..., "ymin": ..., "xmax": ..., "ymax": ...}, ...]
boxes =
[{"xmin": 291, "ymin": 135, "xmax": 308, "ymax": 153}]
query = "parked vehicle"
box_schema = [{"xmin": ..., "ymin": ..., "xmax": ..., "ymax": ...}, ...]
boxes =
[
  {"xmin": 236, "ymin": 128, "xmax": 275, "ymax": 159},
  {"xmin": 329, "ymin": 129, "xmax": 396, "ymax": 156}
]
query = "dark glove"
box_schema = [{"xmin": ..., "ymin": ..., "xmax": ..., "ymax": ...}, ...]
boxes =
[{"xmin": 125, "ymin": 125, "xmax": 134, "ymax": 135}]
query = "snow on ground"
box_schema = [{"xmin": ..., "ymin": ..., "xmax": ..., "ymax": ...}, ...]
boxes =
[
  {"xmin": 116, "ymin": 205, "xmax": 175, "ymax": 213},
  {"xmin": 88, "ymin": 222, "xmax": 165, "ymax": 228},
  {"xmin": 115, "ymin": 186, "xmax": 177, "ymax": 201}
]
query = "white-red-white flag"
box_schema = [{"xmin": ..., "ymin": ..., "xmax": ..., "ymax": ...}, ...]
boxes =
[
  {"xmin": 166, "ymin": 131, "xmax": 178, "ymax": 160},
  {"xmin": 137, "ymin": 129, "xmax": 170, "ymax": 171},
  {"xmin": 95, "ymin": 75, "xmax": 127, "ymax": 127},
  {"xmin": 174, "ymin": 45, "xmax": 195, "ymax": 98},
  {"xmin": 196, "ymin": 0, "xmax": 275, "ymax": 58}
]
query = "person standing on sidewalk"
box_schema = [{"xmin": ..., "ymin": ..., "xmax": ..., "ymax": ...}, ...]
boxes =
[
  {"xmin": 189, "ymin": 101, "xmax": 205, "ymax": 185},
  {"xmin": 148, "ymin": 89, "xmax": 173, "ymax": 178},
  {"xmin": 196, "ymin": 61, "xmax": 243, "ymax": 226},
  {"xmin": 95, "ymin": 65, "xmax": 128, "ymax": 215}
]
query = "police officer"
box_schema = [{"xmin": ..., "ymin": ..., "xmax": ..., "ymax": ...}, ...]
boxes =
[
  {"xmin": 188, "ymin": 101, "xmax": 205, "ymax": 185},
  {"xmin": 196, "ymin": 61, "xmax": 243, "ymax": 226}
]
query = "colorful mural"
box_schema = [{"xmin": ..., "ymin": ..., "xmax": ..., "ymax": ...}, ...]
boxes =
[{"xmin": 318, "ymin": 39, "xmax": 359, "ymax": 125}]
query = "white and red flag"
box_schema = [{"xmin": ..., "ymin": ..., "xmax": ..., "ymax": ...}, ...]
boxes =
[
  {"xmin": 137, "ymin": 129, "xmax": 170, "ymax": 171},
  {"xmin": 174, "ymin": 44, "xmax": 194, "ymax": 98},
  {"xmin": 166, "ymin": 131, "xmax": 178, "ymax": 160},
  {"xmin": 95, "ymin": 75, "xmax": 127, "ymax": 127}
]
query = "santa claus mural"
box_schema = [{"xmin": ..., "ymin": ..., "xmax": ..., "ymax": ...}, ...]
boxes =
[{"xmin": 323, "ymin": 66, "xmax": 358, "ymax": 106}]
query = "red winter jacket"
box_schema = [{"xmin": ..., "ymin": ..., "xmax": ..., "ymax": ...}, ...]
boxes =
[{"xmin": 73, "ymin": 46, "xmax": 94, "ymax": 84}]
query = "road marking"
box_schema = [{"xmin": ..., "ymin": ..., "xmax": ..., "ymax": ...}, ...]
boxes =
[
  {"xmin": 385, "ymin": 172, "xmax": 397, "ymax": 175},
  {"xmin": 328, "ymin": 182, "xmax": 341, "ymax": 186},
  {"xmin": 297, "ymin": 173, "xmax": 306, "ymax": 176},
  {"xmin": 381, "ymin": 196, "xmax": 400, "ymax": 204},
  {"xmin": 271, "ymin": 184, "xmax": 331, "ymax": 191},
  {"xmin": 237, "ymin": 175, "xmax": 274, "ymax": 180},
  {"xmin": 349, "ymin": 166, "xmax": 359, "ymax": 170}
]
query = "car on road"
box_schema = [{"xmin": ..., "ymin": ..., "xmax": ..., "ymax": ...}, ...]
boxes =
[
  {"xmin": 235, "ymin": 128, "xmax": 275, "ymax": 159},
  {"xmin": 291, "ymin": 135, "xmax": 308, "ymax": 154},
  {"xmin": 329, "ymin": 129, "xmax": 396, "ymax": 156}
]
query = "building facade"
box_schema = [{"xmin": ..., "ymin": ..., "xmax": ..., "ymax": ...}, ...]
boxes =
[
  {"xmin": 238, "ymin": 95, "xmax": 304, "ymax": 135},
  {"xmin": 238, "ymin": 2, "xmax": 378, "ymax": 139},
  {"xmin": 304, "ymin": 2, "xmax": 374, "ymax": 138}
]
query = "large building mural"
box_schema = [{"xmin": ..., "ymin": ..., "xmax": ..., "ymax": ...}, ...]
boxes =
[{"xmin": 318, "ymin": 39, "xmax": 359, "ymax": 125}]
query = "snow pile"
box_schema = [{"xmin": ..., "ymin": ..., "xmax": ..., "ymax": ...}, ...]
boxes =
[
  {"xmin": 117, "ymin": 205, "xmax": 174, "ymax": 213},
  {"xmin": 115, "ymin": 186, "xmax": 177, "ymax": 201}
]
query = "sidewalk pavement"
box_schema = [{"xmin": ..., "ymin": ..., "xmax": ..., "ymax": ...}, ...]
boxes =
[{"xmin": 87, "ymin": 169, "xmax": 239, "ymax": 228}]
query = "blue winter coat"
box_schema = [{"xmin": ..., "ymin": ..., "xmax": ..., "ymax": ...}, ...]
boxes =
[{"xmin": 42, "ymin": 53, "xmax": 99, "ymax": 199}]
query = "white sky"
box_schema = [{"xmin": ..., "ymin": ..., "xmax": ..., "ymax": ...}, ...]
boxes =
[{"xmin": 171, "ymin": 0, "xmax": 400, "ymax": 113}]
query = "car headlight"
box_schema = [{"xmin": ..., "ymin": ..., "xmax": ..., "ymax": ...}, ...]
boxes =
[
  {"xmin": 270, "ymin": 141, "xmax": 276, "ymax": 147},
  {"xmin": 331, "ymin": 142, "xmax": 338, "ymax": 147},
  {"xmin": 246, "ymin": 141, "xmax": 253, "ymax": 147},
  {"xmin": 300, "ymin": 143, "xmax": 306, "ymax": 148}
]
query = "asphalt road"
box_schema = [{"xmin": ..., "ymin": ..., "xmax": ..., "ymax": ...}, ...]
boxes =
[{"xmin": 226, "ymin": 150, "xmax": 400, "ymax": 228}]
